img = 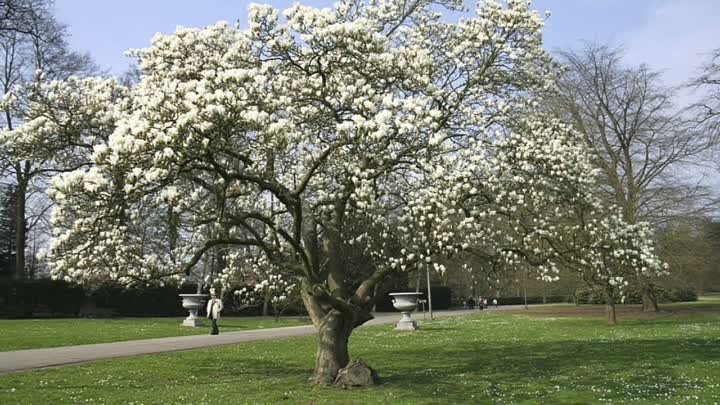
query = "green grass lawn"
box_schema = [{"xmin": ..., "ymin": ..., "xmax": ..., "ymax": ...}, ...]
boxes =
[
  {"xmin": 1, "ymin": 303, "xmax": 719, "ymax": 405},
  {"xmin": 0, "ymin": 317, "xmax": 310, "ymax": 351}
]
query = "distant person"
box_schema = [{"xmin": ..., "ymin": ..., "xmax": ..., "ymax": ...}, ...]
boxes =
[
  {"xmin": 483, "ymin": 298, "xmax": 488, "ymax": 308},
  {"xmin": 493, "ymin": 298, "xmax": 498, "ymax": 308},
  {"xmin": 467, "ymin": 296, "xmax": 475, "ymax": 309},
  {"xmin": 478, "ymin": 296, "xmax": 483, "ymax": 310},
  {"xmin": 206, "ymin": 288, "xmax": 223, "ymax": 335}
]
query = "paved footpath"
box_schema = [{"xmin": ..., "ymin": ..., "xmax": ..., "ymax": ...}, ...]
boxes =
[{"xmin": 0, "ymin": 307, "xmax": 520, "ymax": 375}]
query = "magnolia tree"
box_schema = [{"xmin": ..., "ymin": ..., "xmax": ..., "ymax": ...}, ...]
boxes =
[
  {"xmin": 0, "ymin": 76, "xmax": 128, "ymax": 277},
  {"xmin": 233, "ymin": 274, "xmax": 299, "ymax": 319},
  {"xmin": 23, "ymin": 0, "xmax": 664, "ymax": 384},
  {"xmin": 391, "ymin": 117, "xmax": 666, "ymax": 324},
  {"xmin": 221, "ymin": 250, "xmax": 300, "ymax": 319}
]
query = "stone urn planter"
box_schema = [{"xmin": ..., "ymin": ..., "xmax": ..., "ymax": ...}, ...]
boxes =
[
  {"xmin": 389, "ymin": 292, "xmax": 423, "ymax": 331},
  {"xmin": 179, "ymin": 294, "xmax": 208, "ymax": 327}
]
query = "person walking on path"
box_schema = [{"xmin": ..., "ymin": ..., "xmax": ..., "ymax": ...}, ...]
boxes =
[
  {"xmin": 492, "ymin": 298, "xmax": 498, "ymax": 308},
  {"xmin": 478, "ymin": 296, "xmax": 483, "ymax": 310},
  {"xmin": 206, "ymin": 288, "xmax": 223, "ymax": 335}
]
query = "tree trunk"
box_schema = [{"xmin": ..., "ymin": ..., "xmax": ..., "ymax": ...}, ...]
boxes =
[
  {"xmin": 29, "ymin": 229, "xmax": 36, "ymax": 279},
  {"xmin": 641, "ymin": 287, "xmax": 659, "ymax": 313},
  {"xmin": 606, "ymin": 302, "xmax": 617, "ymax": 325},
  {"xmin": 425, "ymin": 266, "xmax": 433, "ymax": 320},
  {"xmin": 604, "ymin": 287, "xmax": 618, "ymax": 325},
  {"xmin": 301, "ymin": 280, "xmax": 374, "ymax": 385},
  {"xmin": 312, "ymin": 309, "xmax": 354, "ymax": 385},
  {"xmin": 262, "ymin": 296, "xmax": 269, "ymax": 317},
  {"xmin": 14, "ymin": 180, "xmax": 25, "ymax": 280},
  {"xmin": 371, "ymin": 284, "xmax": 379, "ymax": 313}
]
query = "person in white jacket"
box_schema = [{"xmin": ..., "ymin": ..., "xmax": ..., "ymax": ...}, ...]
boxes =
[{"xmin": 206, "ymin": 288, "xmax": 223, "ymax": 335}]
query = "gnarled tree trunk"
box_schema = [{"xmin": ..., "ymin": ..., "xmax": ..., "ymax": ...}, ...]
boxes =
[
  {"xmin": 301, "ymin": 281, "xmax": 374, "ymax": 385},
  {"xmin": 313, "ymin": 309, "xmax": 354, "ymax": 384},
  {"xmin": 297, "ymin": 196, "xmax": 377, "ymax": 385}
]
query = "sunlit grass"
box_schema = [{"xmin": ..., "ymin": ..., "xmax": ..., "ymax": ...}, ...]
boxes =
[{"xmin": 0, "ymin": 317, "xmax": 310, "ymax": 351}]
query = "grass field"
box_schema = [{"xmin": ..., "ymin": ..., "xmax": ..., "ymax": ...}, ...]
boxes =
[
  {"xmin": 501, "ymin": 295, "xmax": 720, "ymax": 318},
  {"xmin": 0, "ymin": 317, "xmax": 310, "ymax": 351},
  {"xmin": 1, "ymin": 300, "xmax": 719, "ymax": 405}
]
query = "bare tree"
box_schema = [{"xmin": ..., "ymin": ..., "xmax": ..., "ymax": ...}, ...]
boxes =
[
  {"xmin": 550, "ymin": 43, "xmax": 717, "ymax": 311},
  {"xmin": 0, "ymin": 0, "xmax": 50, "ymax": 38},
  {"xmin": 0, "ymin": 0, "xmax": 97, "ymax": 279},
  {"xmin": 689, "ymin": 47, "xmax": 720, "ymax": 156}
]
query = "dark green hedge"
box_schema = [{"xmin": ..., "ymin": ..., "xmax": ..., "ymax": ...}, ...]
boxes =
[
  {"xmin": 2, "ymin": 280, "xmax": 455, "ymax": 318},
  {"xmin": 86, "ymin": 283, "xmax": 192, "ymax": 317},
  {"xmin": 0, "ymin": 279, "xmax": 85, "ymax": 318},
  {"xmin": 0, "ymin": 279, "xmax": 196, "ymax": 318}
]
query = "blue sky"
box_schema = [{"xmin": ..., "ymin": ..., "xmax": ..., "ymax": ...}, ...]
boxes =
[{"xmin": 54, "ymin": 0, "xmax": 719, "ymax": 89}]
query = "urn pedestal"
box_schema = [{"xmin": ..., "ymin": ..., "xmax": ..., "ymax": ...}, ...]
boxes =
[
  {"xmin": 389, "ymin": 292, "xmax": 423, "ymax": 331},
  {"xmin": 179, "ymin": 294, "xmax": 208, "ymax": 327}
]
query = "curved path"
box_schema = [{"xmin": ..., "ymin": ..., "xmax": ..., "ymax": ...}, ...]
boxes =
[{"xmin": 0, "ymin": 308, "xmax": 510, "ymax": 374}]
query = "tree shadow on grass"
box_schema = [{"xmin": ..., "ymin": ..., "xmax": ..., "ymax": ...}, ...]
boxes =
[
  {"xmin": 372, "ymin": 337, "xmax": 720, "ymax": 404},
  {"xmin": 7, "ymin": 325, "xmax": 720, "ymax": 405},
  {"xmin": 170, "ymin": 334, "xmax": 720, "ymax": 403}
]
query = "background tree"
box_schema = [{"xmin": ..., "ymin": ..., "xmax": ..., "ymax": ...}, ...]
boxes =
[
  {"xmin": 686, "ymin": 48, "xmax": 720, "ymax": 294},
  {"xmin": 690, "ymin": 47, "xmax": 720, "ymax": 146},
  {"xmin": 550, "ymin": 43, "xmax": 716, "ymax": 311},
  {"xmin": 700, "ymin": 219, "xmax": 720, "ymax": 291},
  {"xmin": 654, "ymin": 219, "xmax": 715, "ymax": 294},
  {"xmin": 0, "ymin": 0, "xmax": 50, "ymax": 38},
  {"xmin": 1, "ymin": 75, "xmax": 127, "ymax": 284}
]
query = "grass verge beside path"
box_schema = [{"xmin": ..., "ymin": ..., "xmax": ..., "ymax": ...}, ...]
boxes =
[
  {"xmin": 1, "ymin": 304, "xmax": 719, "ymax": 404},
  {"xmin": 0, "ymin": 317, "xmax": 309, "ymax": 351}
]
